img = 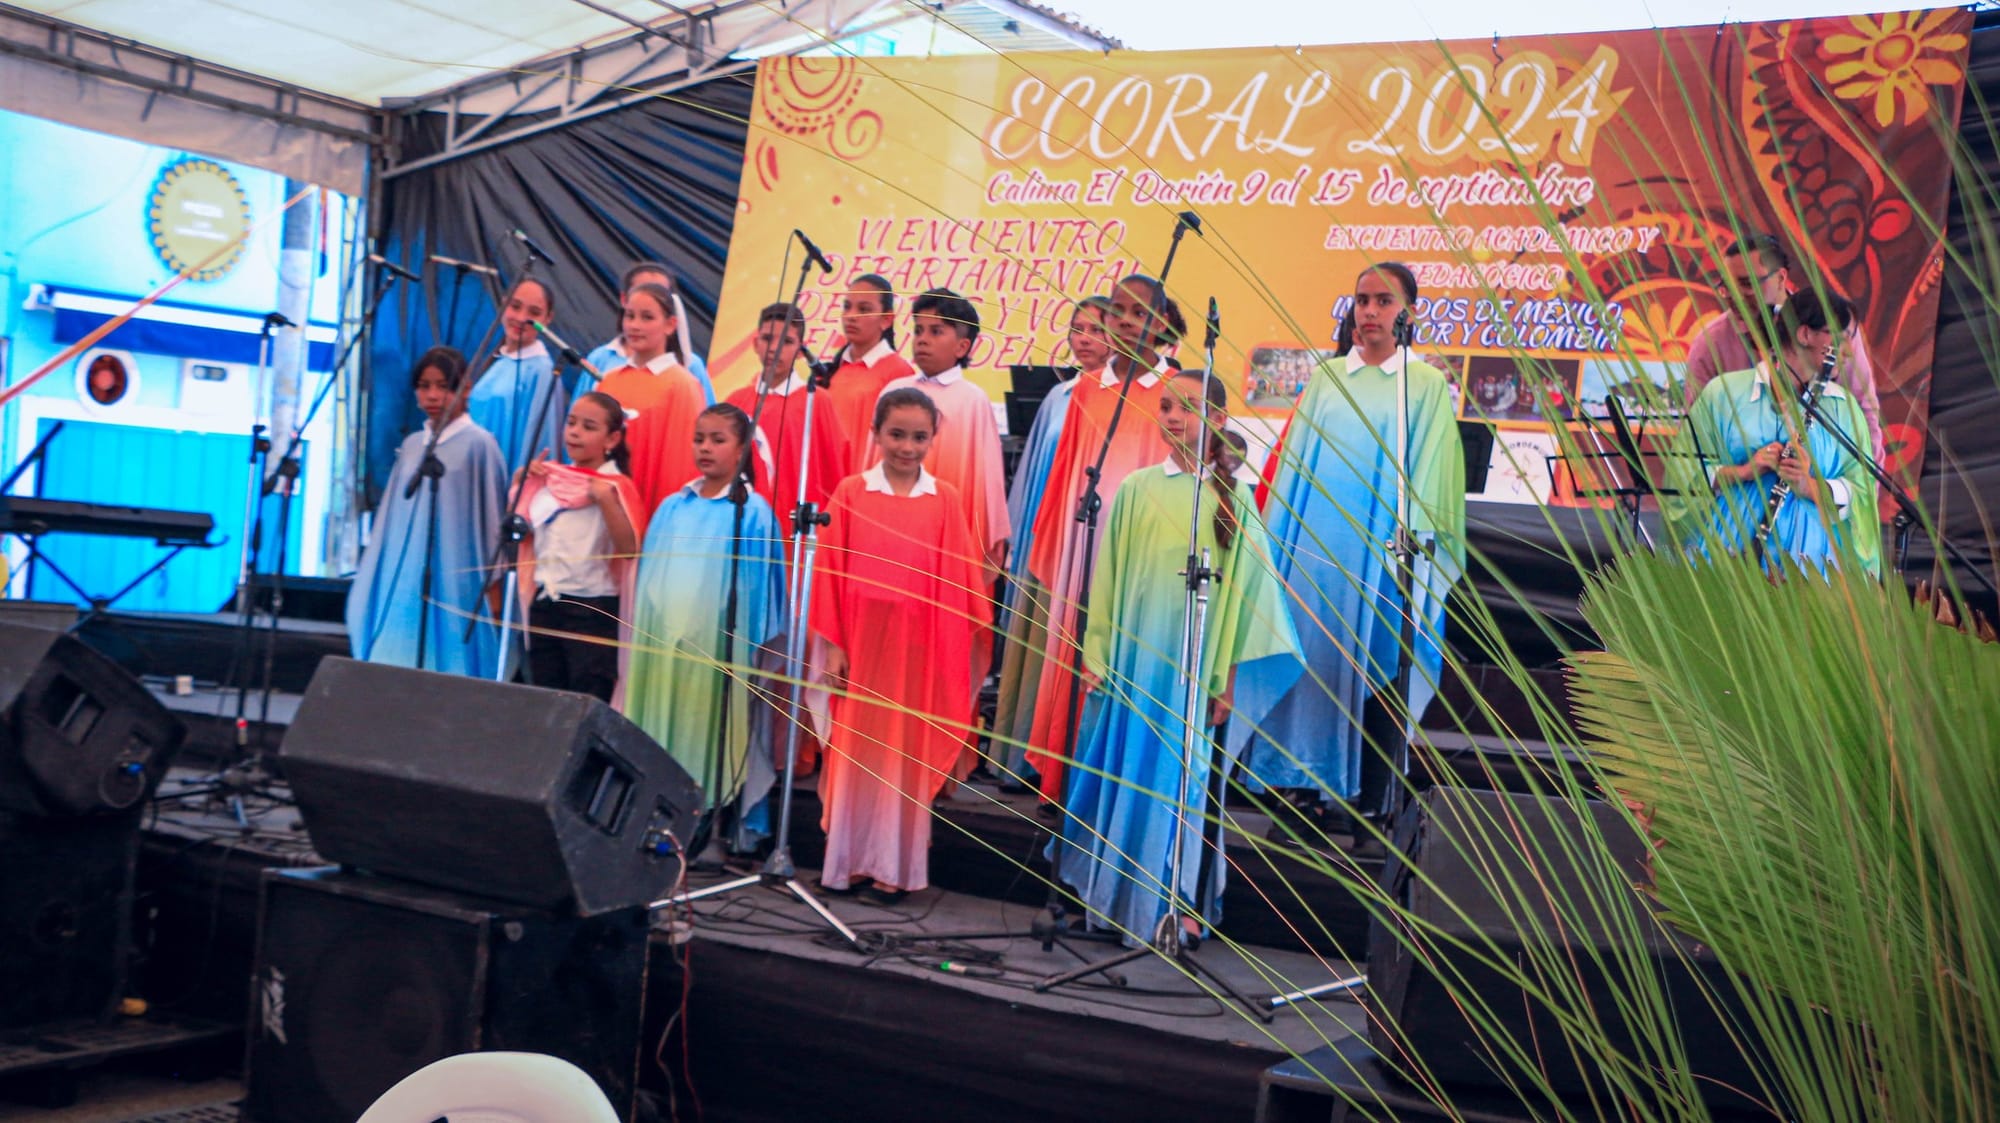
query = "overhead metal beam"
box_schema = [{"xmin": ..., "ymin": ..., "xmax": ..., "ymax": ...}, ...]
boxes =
[
  {"xmin": 0, "ymin": 3, "xmax": 379, "ymax": 144},
  {"xmin": 380, "ymin": 0, "xmax": 906, "ymax": 178}
]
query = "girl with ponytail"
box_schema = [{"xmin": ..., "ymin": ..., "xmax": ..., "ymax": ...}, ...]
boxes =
[
  {"xmin": 624, "ymin": 402, "xmax": 788, "ymax": 852},
  {"xmin": 1050, "ymin": 367, "xmax": 1298, "ymax": 944}
]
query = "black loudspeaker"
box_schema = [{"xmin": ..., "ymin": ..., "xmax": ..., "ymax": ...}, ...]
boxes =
[
  {"xmin": 0, "ymin": 811, "xmax": 139, "ymax": 1029},
  {"xmin": 280, "ymin": 658, "xmax": 702, "ymax": 915},
  {"xmin": 1365, "ymin": 788, "xmax": 1774, "ymax": 1116},
  {"xmin": 245, "ymin": 868, "xmax": 648, "ymax": 1123},
  {"xmin": 0, "ymin": 623, "xmax": 186, "ymax": 818}
]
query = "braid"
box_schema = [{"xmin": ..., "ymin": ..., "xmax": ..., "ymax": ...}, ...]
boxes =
[{"xmin": 1207, "ymin": 433, "xmax": 1239, "ymax": 552}]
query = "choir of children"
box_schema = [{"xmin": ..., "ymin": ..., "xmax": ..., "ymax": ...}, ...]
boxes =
[{"xmin": 354, "ymin": 256, "xmax": 1855, "ymax": 931}]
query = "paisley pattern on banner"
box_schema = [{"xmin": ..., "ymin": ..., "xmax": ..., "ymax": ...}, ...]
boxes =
[{"xmin": 712, "ymin": 12, "xmax": 1970, "ymax": 500}]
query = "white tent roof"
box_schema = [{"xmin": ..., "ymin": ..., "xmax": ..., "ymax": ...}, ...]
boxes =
[
  {"xmin": 28, "ymin": 0, "xmax": 741, "ymax": 103},
  {"xmin": 0, "ymin": 0, "xmax": 1118, "ymax": 191}
]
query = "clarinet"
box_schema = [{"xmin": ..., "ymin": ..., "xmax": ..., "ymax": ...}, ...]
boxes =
[{"xmin": 1752, "ymin": 343, "xmax": 1839, "ymax": 555}]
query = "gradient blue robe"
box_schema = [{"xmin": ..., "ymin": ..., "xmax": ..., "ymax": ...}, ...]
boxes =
[
  {"xmin": 991, "ymin": 377, "xmax": 1076, "ymax": 778},
  {"xmin": 466, "ymin": 345, "xmax": 567, "ymax": 472},
  {"xmin": 583, "ymin": 339, "xmax": 714, "ymax": 405},
  {"xmin": 1669, "ymin": 365, "xmax": 1881, "ymax": 576},
  {"xmin": 346, "ymin": 416, "xmax": 508, "ymax": 675},
  {"xmin": 1052, "ymin": 464, "xmax": 1300, "ymax": 944},
  {"xmin": 625, "ymin": 484, "xmax": 788, "ymax": 841},
  {"xmin": 1227, "ymin": 351, "xmax": 1465, "ymax": 799}
]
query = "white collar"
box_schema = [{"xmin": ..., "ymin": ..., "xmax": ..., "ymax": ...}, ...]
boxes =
[
  {"xmin": 1345, "ymin": 348, "xmax": 1408, "ymax": 376},
  {"xmin": 589, "ymin": 462, "xmax": 623, "ymax": 478},
  {"xmin": 858, "ymin": 337, "xmax": 897, "ymax": 366},
  {"xmin": 757, "ymin": 371, "xmax": 809, "ymax": 396},
  {"xmin": 497, "ymin": 338, "xmax": 548, "ymax": 362},
  {"xmin": 637, "ymin": 351, "xmax": 682, "ymax": 375},
  {"xmin": 598, "ymin": 337, "xmax": 626, "ymax": 358},
  {"xmin": 862, "ymin": 463, "xmax": 938, "ymax": 497},
  {"xmin": 427, "ymin": 412, "xmax": 474, "ymax": 446},
  {"xmin": 1160, "ymin": 455, "xmax": 1195, "ymax": 477},
  {"xmin": 1098, "ymin": 356, "xmax": 1166, "ymax": 389},
  {"xmin": 681, "ymin": 476, "xmax": 730, "ymax": 499},
  {"xmin": 1751, "ymin": 361, "xmax": 1850, "ymax": 402},
  {"xmin": 913, "ymin": 365, "xmax": 965, "ymax": 387}
]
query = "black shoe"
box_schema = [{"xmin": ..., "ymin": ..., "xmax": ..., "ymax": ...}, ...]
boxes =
[
  {"xmin": 858, "ymin": 885, "xmax": 909, "ymax": 907},
  {"xmin": 814, "ymin": 877, "xmax": 867, "ymax": 896}
]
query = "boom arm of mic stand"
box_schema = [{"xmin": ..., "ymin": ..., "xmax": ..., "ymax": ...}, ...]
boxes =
[{"xmin": 1797, "ymin": 397, "xmax": 1997, "ymax": 597}]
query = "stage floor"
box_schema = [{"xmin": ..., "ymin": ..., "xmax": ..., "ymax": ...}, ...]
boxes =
[
  {"xmin": 33, "ymin": 780, "xmax": 1373, "ymax": 1123},
  {"xmin": 671, "ymin": 861, "xmax": 1365, "ymax": 1054}
]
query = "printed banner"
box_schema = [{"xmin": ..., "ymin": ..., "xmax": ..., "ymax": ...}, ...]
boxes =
[{"xmin": 710, "ymin": 11, "xmax": 1971, "ymax": 494}]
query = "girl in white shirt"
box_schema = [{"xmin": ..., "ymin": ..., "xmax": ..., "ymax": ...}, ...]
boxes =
[{"xmin": 513, "ymin": 391, "xmax": 645, "ymax": 701}]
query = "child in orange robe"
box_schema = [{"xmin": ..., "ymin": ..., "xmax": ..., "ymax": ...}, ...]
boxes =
[
  {"xmin": 811, "ymin": 388, "xmax": 992, "ymax": 903},
  {"xmin": 591, "ymin": 282, "xmax": 704, "ymax": 512},
  {"xmin": 725, "ymin": 303, "xmax": 851, "ymax": 530},
  {"xmin": 824, "ymin": 274, "xmax": 912, "ymax": 474},
  {"xmin": 1021, "ymin": 276, "xmax": 1176, "ymax": 803},
  {"xmin": 875, "ymin": 288, "xmax": 1009, "ymax": 571}
]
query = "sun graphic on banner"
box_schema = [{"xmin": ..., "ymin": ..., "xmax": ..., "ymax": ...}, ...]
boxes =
[{"xmin": 1822, "ymin": 10, "xmax": 1969, "ymax": 128}]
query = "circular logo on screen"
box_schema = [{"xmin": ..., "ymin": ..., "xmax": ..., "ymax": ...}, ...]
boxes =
[{"xmin": 148, "ymin": 159, "xmax": 251, "ymax": 282}]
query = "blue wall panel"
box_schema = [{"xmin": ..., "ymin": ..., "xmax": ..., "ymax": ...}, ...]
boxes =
[{"xmin": 27, "ymin": 418, "xmax": 305, "ymax": 613}]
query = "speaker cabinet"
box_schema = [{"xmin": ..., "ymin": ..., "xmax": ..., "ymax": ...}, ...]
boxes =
[
  {"xmin": 1365, "ymin": 788, "xmax": 1775, "ymax": 1116},
  {"xmin": 280, "ymin": 657, "xmax": 702, "ymax": 915},
  {"xmin": 0, "ymin": 811, "xmax": 139, "ymax": 1029},
  {"xmin": 0, "ymin": 623, "xmax": 185, "ymax": 818},
  {"xmin": 244, "ymin": 868, "xmax": 649, "ymax": 1123}
]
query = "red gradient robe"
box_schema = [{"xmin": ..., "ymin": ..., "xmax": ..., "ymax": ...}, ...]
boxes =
[
  {"xmin": 811, "ymin": 467, "xmax": 992, "ymax": 891},
  {"xmin": 1021, "ymin": 361, "xmax": 1171, "ymax": 801},
  {"xmin": 594, "ymin": 355, "xmax": 704, "ymax": 515},
  {"xmin": 872, "ymin": 366, "xmax": 1011, "ymax": 569},
  {"xmin": 726, "ymin": 372, "xmax": 852, "ymax": 551},
  {"xmin": 826, "ymin": 338, "xmax": 913, "ymax": 474}
]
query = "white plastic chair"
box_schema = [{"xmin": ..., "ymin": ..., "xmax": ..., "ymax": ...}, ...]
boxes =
[{"xmin": 354, "ymin": 1052, "xmax": 623, "ymax": 1123}]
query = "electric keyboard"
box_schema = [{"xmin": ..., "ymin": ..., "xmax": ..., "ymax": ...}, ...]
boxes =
[{"xmin": 0, "ymin": 496, "xmax": 215, "ymax": 545}]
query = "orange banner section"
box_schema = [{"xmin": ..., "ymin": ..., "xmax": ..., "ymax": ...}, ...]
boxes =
[{"xmin": 712, "ymin": 13, "xmax": 1968, "ymax": 477}]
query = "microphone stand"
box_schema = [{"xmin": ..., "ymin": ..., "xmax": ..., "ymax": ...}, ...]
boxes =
[
  {"xmin": 1033, "ymin": 300, "xmax": 1272, "ymax": 1022},
  {"xmin": 1051, "ymin": 213, "xmax": 1202, "ymax": 814},
  {"xmin": 661, "ymin": 237, "xmax": 862, "ymax": 952},
  {"xmin": 1797, "ymin": 396, "xmax": 1997, "ymax": 597},
  {"xmin": 201, "ymin": 270, "xmax": 404, "ymax": 823},
  {"xmin": 1262, "ymin": 314, "xmax": 1430, "ymax": 1014},
  {"xmin": 408, "ymin": 415, "xmax": 449, "ymax": 673},
  {"xmin": 472, "ymin": 316, "xmax": 572, "ymax": 673},
  {"xmin": 229, "ymin": 316, "xmax": 282, "ymax": 747}
]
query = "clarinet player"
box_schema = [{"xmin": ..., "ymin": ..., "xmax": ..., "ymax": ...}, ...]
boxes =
[{"xmin": 1670, "ymin": 290, "xmax": 1881, "ymax": 576}]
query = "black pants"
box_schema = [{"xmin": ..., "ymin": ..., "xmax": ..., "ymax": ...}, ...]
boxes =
[{"xmin": 527, "ymin": 594, "xmax": 620, "ymax": 702}]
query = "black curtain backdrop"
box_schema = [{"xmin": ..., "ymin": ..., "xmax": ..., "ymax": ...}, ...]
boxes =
[
  {"xmin": 364, "ymin": 33, "xmax": 1999, "ymax": 650},
  {"xmin": 364, "ymin": 73, "xmax": 756, "ymax": 503},
  {"xmin": 1905, "ymin": 13, "xmax": 2000, "ymax": 623}
]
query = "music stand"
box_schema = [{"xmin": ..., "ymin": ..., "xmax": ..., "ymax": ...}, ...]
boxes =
[{"xmin": 1549, "ymin": 397, "xmax": 1709, "ymax": 546}]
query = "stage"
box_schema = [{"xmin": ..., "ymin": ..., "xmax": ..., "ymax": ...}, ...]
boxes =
[
  {"xmin": 25, "ymin": 783, "xmax": 1378, "ymax": 1123},
  {"xmin": 0, "ymin": 605, "xmax": 1588, "ymax": 1122}
]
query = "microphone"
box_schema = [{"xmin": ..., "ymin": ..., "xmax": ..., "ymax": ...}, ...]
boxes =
[
  {"xmin": 530, "ymin": 321, "xmax": 601, "ymax": 378},
  {"xmin": 792, "ymin": 229, "xmax": 834, "ymax": 275},
  {"xmin": 1393, "ymin": 308, "xmax": 1414, "ymax": 347},
  {"xmin": 1177, "ymin": 210, "xmax": 1204, "ymax": 238},
  {"xmin": 510, "ymin": 229, "xmax": 555, "ymax": 263},
  {"xmin": 1204, "ymin": 296, "xmax": 1220, "ymax": 350},
  {"xmin": 367, "ymin": 254, "xmax": 421, "ymax": 284},
  {"xmin": 530, "ymin": 320, "xmax": 584, "ymax": 364},
  {"xmin": 262, "ymin": 312, "xmax": 296, "ymax": 330},
  {"xmin": 429, "ymin": 254, "xmax": 499, "ymax": 277}
]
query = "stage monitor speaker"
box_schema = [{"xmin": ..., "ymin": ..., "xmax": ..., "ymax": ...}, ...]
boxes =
[
  {"xmin": 1365, "ymin": 788, "xmax": 1776, "ymax": 1116},
  {"xmin": 0, "ymin": 622, "xmax": 186, "ymax": 817},
  {"xmin": 0, "ymin": 811, "xmax": 140, "ymax": 1029},
  {"xmin": 280, "ymin": 657, "xmax": 702, "ymax": 915},
  {"xmin": 244, "ymin": 868, "xmax": 647, "ymax": 1123}
]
